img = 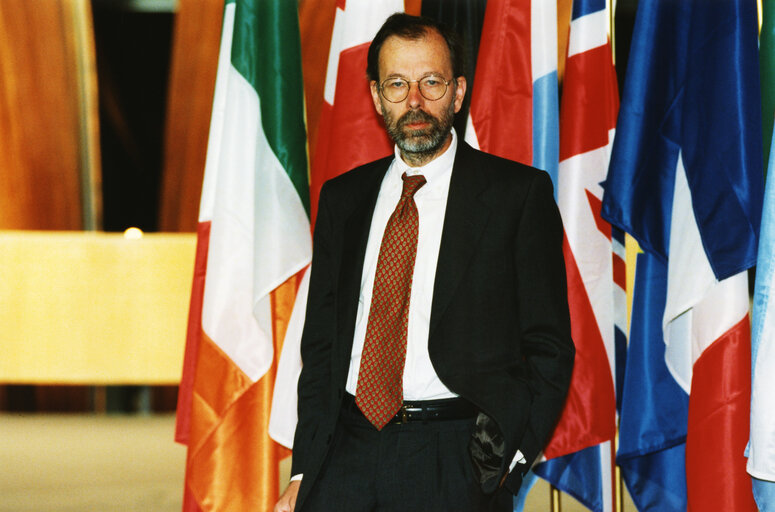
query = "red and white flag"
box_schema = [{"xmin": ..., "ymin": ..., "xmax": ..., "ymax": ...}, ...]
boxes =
[{"xmin": 309, "ymin": 0, "xmax": 403, "ymax": 223}]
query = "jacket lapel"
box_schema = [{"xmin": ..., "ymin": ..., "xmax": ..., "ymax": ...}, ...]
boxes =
[
  {"xmin": 429, "ymin": 143, "xmax": 491, "ymax": 338},
  {"xmin": 335, "ymin": 160, "xmax": 391, "ymax": 360}
]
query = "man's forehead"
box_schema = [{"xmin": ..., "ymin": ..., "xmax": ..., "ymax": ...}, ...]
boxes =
[{"xmin": 377, "ymin": 30, "xmax": 453, "ymax": 76}]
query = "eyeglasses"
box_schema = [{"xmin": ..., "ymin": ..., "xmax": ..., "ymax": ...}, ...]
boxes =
[{"xmin": 378, "ymin": 75, "xmax": 454, "ymax": 103}]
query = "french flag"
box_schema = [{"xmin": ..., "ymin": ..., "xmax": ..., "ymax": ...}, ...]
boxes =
[{"xmin": 603, "ymin": 0, "xmax": 763, "ymax": 509}]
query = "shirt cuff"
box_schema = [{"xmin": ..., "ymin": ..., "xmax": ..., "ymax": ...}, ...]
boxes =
[
  {"xmin": 290, "ymin": 474, "xmax": 303, "ymax": 482},
  {"xmin": 508, "ymin": 450, "xmax": 527, "ymax": 472}
]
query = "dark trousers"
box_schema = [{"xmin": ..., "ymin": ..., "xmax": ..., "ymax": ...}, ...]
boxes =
[{"xmin": 300, "ymin": 399, "xmax": 513, "ymax": 512}]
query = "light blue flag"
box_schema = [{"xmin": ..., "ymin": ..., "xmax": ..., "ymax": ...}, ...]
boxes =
[{"xmin": 749, "ymin": 132, "xmax": 775, "ymax": 511}]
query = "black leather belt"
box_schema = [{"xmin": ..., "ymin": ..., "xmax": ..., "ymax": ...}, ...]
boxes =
[{"xmin": 342, "ymin": 392, "xmax": 477, "ymax": 424}]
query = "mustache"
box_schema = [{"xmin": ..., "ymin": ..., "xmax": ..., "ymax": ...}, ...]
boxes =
[{"xmin": 397, "ymin": 109, "xmax": 437, "ymax": 128}]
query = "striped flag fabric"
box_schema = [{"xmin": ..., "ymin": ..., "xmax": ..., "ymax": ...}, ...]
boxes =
[
  {"xmin": 174, "ymin": 1, "xmax": 311, "ymax": 510},
  {"xmin": 532, "ymin": 1, "xmax": 620, "ymax": 510},
  {"xmin": 748, "ymin": 131, "xmax": 775, "ymax": 511},
  {"xmin": 267, "ymin": 0, "xmax": 405, "ymax": 449},
  {"xmin": 464, "ymin": 0, "xmax": 559, "ymax": 185},
  {"xmin": 602, "ymin": 0, "xmax": 763, "ymax": 510}
]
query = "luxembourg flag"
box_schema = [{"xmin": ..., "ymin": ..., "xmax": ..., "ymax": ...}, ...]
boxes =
[
  {"xmin": 268, "ymin": 0, "xmax": 404, "ymax": 448},
  {"xmin": 602, "ymin": 0, "xmax": 763, "ymax": 510},
  {"xmin": 175, "ymin": 1, "xmax": 310, "ymax": 510},
  {"xmin": 464, "ymin": 0, "xmax": 559, "ymax": 185},
  {"xmin": 533, "ymin": 0, "xmax": 621, "ymax": 511}
]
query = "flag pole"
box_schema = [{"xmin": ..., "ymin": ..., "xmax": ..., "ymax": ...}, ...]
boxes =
[
  {"xmin": 609, "ymin": 0, "xmax": 616, "ymax": 65},
  {"xmin": 550, "ymin": 484, "xmax": 562, "ymax": 511},
  {"xmin": 609, "ymin": 2, "xmax": 625, "ymax": 511},
  {"xmin": 615, "ymin": 430, "xmax": 624, "ymax": 512}
]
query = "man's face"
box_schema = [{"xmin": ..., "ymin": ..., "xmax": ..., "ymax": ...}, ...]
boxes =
[{"xmin": 370, "ymin": 30, "xmax": 466, "ymax": 160}]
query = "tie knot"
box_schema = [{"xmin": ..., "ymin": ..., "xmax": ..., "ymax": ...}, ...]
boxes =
[{"xmin": 401, "ymin": 173, "xmax": 426, "ymax": 198}]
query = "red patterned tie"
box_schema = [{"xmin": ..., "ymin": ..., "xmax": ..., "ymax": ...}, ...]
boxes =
[{"xmin": 356, "ymin": 172, "xmax": 426, "ymax": 430}]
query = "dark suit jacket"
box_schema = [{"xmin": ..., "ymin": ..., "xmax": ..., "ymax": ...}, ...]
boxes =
[{"xmin": 291, "ymin": 142, "xmax": 574, "ymax": 508}]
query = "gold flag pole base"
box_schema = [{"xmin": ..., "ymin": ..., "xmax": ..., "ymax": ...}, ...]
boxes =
[{"xmin": 550, "ymin": 484, "xmax": 562, "ymax": 512}]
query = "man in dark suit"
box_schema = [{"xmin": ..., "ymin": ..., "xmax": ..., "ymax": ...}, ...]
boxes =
[{"xmin": 275, "ymin": 13, "xmax": 574, "ymax": 512}]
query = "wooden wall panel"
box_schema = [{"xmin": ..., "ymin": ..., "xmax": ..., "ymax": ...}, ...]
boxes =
[
  {"xmin": 0, "ymin": 0, "xmax": 100, "ymax": 230},
  {"xmin": 158, "ymin": 0, "xmax": 223, "ymax": 232},
  {"xmin": 1, "ymin": 231, "xmax": 193, "ymax": 385}
]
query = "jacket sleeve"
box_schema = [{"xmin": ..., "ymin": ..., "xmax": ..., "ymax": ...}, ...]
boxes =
[
  {"xmin": 290, "ymin": 183, "xmax": 337, "ymax": 476},
  {"xmin": 505, "ymin": 171, "xmax": 574, "ymax": 492}
]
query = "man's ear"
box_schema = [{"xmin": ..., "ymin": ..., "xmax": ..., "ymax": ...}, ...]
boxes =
[
  {"xmin": 370, "ymin": 81, "xmax": 383, "ymax": 115},
  {"xmin": 453, "ymin": 76, "xmax": 467, "ymax": 114}
]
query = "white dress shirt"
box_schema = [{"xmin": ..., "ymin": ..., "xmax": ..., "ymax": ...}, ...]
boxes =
[{"xmin": 345, "ymin": 129, "xmax": 459, "ymax": 400}]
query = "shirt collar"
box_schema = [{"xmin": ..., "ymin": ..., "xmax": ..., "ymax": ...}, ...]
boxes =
[{"xmin": 391, "ymin": 127, "xmax": 458, "ymax": 184}]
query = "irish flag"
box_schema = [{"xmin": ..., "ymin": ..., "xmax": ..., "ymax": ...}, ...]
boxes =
[{"xmin": 175, "ymin": 1, "xmax": 311, "ymax": 510}]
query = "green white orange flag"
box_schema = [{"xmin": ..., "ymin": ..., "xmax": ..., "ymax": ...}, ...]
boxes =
[{"xmin": 175, "ymin": 0, "xmax": 310, "ymax": 510}]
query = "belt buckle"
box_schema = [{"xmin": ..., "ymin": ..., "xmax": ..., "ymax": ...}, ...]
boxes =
[{"xmin": 396, "ymin": 404, "xmax": 409, "ymax": 424}]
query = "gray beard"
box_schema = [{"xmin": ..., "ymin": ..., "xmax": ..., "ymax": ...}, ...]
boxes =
[{"xmin": 382, "ymin": 103, "xmax": 455, "ymax": 161}]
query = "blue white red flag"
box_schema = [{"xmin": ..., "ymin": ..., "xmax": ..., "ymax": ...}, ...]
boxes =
[
  {"xmin": 532, "ymin": 1, "xmax": 620, "ymax": 510},
  {"xmin": 602, "ymin": 0, "xmax": 763, "ymax": 510}
]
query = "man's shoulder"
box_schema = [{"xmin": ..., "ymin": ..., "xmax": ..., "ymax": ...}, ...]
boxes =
[
  {"xmin": 457, "ymin": 142, "xmax": 549, "ymax": 184},
  {"xmin": 323, "ymin": 154, "xmax": 394, "ymax": 193}
]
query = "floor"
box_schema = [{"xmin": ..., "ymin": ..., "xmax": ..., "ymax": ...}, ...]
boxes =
[
  {"xmin": 0, "ymin": 414, "xmax": 185, "ymax": 512},
  {"xmin": 0, "ymin": 414, "xmax": 633, "ymax": 512}
]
